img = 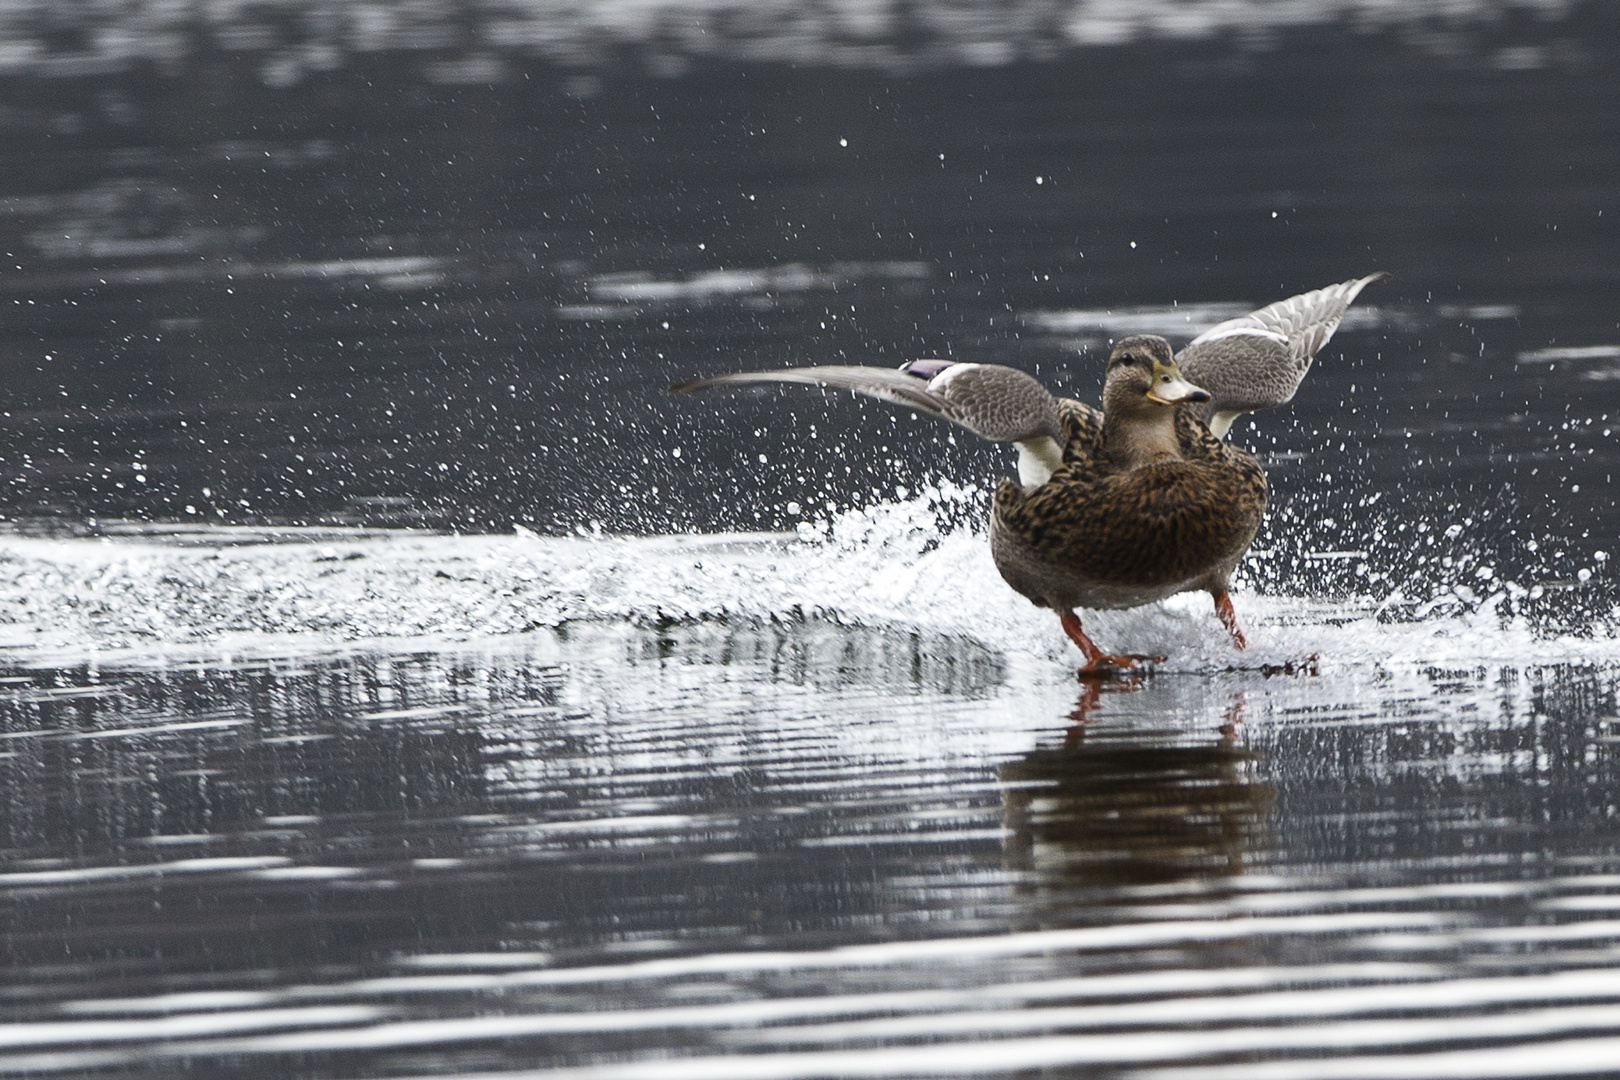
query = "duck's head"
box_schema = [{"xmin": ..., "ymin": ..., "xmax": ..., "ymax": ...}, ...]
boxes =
[{"xmin": 1103, "ymin": 335, "xmax": 1211, "ymax": 419}]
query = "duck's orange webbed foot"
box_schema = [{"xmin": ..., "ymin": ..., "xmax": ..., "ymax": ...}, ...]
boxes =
[
  {"xmin": 1079, "ymin": 653, "xmax": 1166, "ymax": 676},
  {"xmin": 1059, "ymin": 611, "xmax": 1166, "ymax": 677},
  {"xmin": 1213, "ymin": 590, "xmax": 1248, "ymax": 650}
]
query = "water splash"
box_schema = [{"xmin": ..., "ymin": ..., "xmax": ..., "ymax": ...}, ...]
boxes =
[{"xmin": 0, "ymin": 486, "xmax": 1611, "ymax": 673}]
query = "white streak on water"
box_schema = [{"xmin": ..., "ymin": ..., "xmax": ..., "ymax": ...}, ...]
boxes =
[
  {"xmin": 395, "ymin": 951, "xmax": 553, "ymax": 970},
  {"xmin": 798, "ymin": 827, "xmax": 1012, "ymax": 846},
  {"xmin": 1021, "ymin": 303, "xmax": 1253, "ymax": 336},
  {"xmin": 1539, "ymin": 895, "xmax": 1620, "ymax": 911},
  {"xmin": 345, "ymin": 1006, "xmax": 1620, "ymax": 1080},
  {"xmin": 239, "ymin": 866, "xmax": 368, "ymax": 881},
  {"xmin": 1131, "ymin": 1035, "xmax": 1620, "ymax": 1079},
  {"xmin": 722, "ymin": 967, "xmax": 1620, "ymax": 1046},
  {"xmin": 50, "ymin": 717, "xmax": 248, "ymax": 740},
  {"xmin": 0, "ymin": 856, "xmax": 290, "ymax": 888},
  {"xmin": 0, "ymin": 1006, "xmax": 385, "ymax": 1049}
]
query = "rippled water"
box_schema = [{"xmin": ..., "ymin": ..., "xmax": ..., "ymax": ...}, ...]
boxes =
[{"xmin": 2, "ymin": 5, "xmax": 1620, "ymax": 1078}]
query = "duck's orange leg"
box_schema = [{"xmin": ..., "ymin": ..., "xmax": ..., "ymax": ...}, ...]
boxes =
[
  {"xmin": 1213, "ymin": 590, "xmax": 1247, "ymax": 650},
  {"xmin": 1059, "ymin": 610, "xmax": 1165, "ymax": 675}
]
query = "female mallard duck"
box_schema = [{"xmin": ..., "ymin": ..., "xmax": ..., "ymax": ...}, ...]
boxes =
[{"xmin": 673, "ymin": 272, "xmax": 1387, "ymax": 673}]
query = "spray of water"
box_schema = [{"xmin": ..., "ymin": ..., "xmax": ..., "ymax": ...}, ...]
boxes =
[{"xmin": 0, "ymin": 481, "xmax": 1609, "ymax": 676}]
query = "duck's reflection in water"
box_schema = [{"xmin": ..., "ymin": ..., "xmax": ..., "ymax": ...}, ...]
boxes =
[{"xmin": 998, "ymin": 679, "xmax": 1276, "ymax": 891}]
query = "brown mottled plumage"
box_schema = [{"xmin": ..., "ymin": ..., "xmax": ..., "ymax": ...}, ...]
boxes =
[{"xmin": 991, "ymin": 399, "xmax": 1265, "ymax": 612}]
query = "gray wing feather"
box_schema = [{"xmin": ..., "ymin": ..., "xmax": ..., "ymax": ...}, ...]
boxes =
[
  {"xmin": 671, "ymin": 362, "xmax": 1063, "ymax": 444},
  {"xmin": 671, "ymin": 366, "xmax": 962, "ymax": 425},
  {"xmin": 1178, "ymin": 271, "xmax": 1388, "ymax": 430}
]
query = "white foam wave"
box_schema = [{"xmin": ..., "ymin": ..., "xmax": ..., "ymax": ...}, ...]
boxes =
[{"xmin": 0, "ymin": 492, "xmax": 1611, "ymax": 672}]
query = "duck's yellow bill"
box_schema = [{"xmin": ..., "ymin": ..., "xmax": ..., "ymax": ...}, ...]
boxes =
[{"xmin": 1146, "ymin": 376, "xmax": 1212, "ymax": 406}]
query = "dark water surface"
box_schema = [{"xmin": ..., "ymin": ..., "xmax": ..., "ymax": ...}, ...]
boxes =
[
  {"xmin": 1, "ymin": 4, "xmax": 1620, "ymax": 1077},
  {"xmin": 2, "ymin": 626, "xmax": 1619, "ymax": 1078}
]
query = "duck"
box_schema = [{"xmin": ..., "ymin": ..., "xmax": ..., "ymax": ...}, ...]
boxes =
[{"xmin": 672, "ymin": 272, "xmax": 1387, "ymax": 673}]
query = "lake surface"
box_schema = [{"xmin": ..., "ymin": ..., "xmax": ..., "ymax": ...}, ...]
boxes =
[{"xmin": 1, "ymin": 3, "xmax": 1619, "ymax": 1077}]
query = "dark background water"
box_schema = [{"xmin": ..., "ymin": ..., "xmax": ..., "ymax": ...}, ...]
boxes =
[{"xmin": 0, "ymin": 2, "xmax": 1616, "ymax": 606}]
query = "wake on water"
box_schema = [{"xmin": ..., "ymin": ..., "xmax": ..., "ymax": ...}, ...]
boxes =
[{"xmin": 0, "ymin": 485, "xmax": 1611, "ymax": 677}]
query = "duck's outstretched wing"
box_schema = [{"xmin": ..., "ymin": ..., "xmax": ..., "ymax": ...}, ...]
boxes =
[
  {"xmin": 1177, "ymin": 271, "xmax": 1388, "ymax": 437},
  {"xmin": 671, "ymin": 361, "xmax": 1064, "ymax": 445},
  {"xmin": 671, "ymin": 366, "xmax": 956, "ymax": 424}
]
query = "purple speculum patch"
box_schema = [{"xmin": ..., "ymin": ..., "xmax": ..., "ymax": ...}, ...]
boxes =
[{"xmin": 900, "ymin": 358, "xmax": 955, "ymax": 379}]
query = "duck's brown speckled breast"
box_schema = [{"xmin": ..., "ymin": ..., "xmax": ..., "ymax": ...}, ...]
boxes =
[{"xmin": 989, "ymin": 399, "xmax": 1266, "ymax": 612}]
